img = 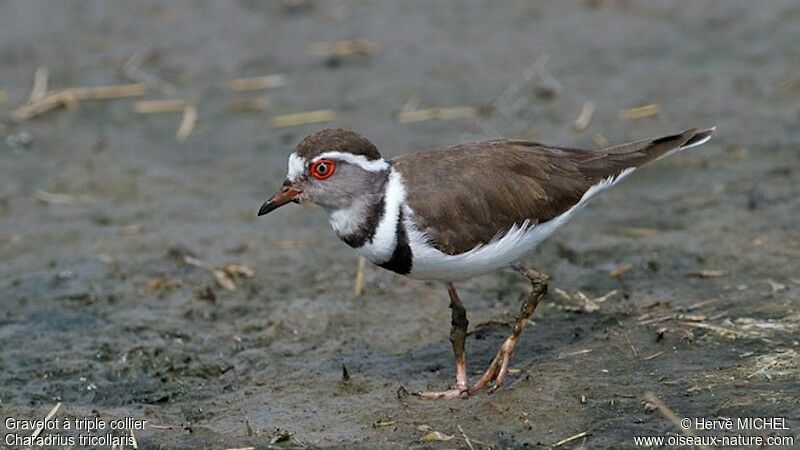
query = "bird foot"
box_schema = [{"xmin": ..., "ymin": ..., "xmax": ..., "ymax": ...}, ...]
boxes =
[
  {"xmin": 415, "ymin": 388, "xmax": 469, "ymax": 400},
  {"xmin": 468, "ymin": 338, "xmax": 515, "ymax": 395}
]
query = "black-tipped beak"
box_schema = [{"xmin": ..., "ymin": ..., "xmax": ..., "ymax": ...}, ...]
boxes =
[{"xmin": 257, "ymin": 186, "xmax": 302, "ymax": 216}]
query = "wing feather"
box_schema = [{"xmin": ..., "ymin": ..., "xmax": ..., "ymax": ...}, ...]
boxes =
[{"xmin": 392, "ymin": 128, "xmax": 712, "ymax": 255}]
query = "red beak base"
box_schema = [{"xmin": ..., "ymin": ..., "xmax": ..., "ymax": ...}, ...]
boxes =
[{"xmin": 258, "ymin": 186, "xmax": 302, "ymax": 216}]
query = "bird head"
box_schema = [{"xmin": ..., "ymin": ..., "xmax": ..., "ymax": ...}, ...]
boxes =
[{"xmin": 258, "ymin": 129, "xmax": 390, "ymax": 216}]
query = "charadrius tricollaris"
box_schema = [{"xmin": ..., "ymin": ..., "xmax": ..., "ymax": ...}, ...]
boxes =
[{"xmin": 258, "ymin": 127, "xmax": 714, "ymax": 399}]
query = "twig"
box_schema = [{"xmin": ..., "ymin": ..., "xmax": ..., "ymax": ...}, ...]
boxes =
[
  {"xmin": 271, "ymin": 109, "xmax": 335, "ymax": 128},
  {"xmin": 148, "ymin": 424, "xmax": 177, "ymax": 430},
  {"xmin": 644, "ymin": 393, "xmax": 711, "ymax": 450},
  {"xmin": 638, "ymin": 314, "xmax": 678, "ymax": 326},
  {"xmin": 31, "ymin": 402, "xmax": 61, "ymax": 440},
  {"xmin": 372, "ymin": 419, "xmax": 397, "ymax": 427},
  {"xmin": 246, "ymin": 417, "xmax": 255, "ymax": 437},
  {"xmin": 457, "ymin": 425, "xmax": 475, "ymax": 450},
  {"xmin": 644, "ymin": 350, "xmax": 666, "ymax": 361},
  {"xmin": 573, "ymin": 101, "xmax": 594, "ymax": 131},
  {"xmin": 684, "ymin": 298, "xmax": 720, "ymax": 311},
  {"xmin": 354, "ymin": 256, "xmax": 366, "ymax": 297},
  {"xmin": 622, "ymin": 330, "xmax": 638, "ymax": 357},
  {"xmin": 681, "ymin": 321, "xmax": 749, "ymax": 338},
  {"xmin": 229, "ymin": 74, "xmax": 287, "ymax": 92},
  {"xmin": 551, "ymin": 430, "xmax": 591, "ymax": 447}
]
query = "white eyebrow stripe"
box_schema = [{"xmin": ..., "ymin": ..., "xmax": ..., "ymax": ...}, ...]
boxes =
[{"xmin": 313, "ymin": 151, "xmax": 390, "ymax": 172}]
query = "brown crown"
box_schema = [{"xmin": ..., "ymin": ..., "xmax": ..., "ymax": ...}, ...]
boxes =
[{"xmin": 295, "ymin": 129, "xmax": 382, "ymax": 161}]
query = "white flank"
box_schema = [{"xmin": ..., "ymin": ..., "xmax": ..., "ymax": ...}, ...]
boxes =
[
  {"xmin": 406, "ymin": 167, "xmax": 637, "ymax": 281},
  {"xmin": 334, "ymin": 168, "xmax": 405, "ymax": 263},
  {"xmin": 313, "ymin": 151, "xmax": 390, "ymax": 172}
]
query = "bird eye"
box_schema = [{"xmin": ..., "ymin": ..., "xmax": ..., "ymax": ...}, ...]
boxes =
[{"xmin": 310, "ymin": 159, "xmax": 335, "ymax": 180}]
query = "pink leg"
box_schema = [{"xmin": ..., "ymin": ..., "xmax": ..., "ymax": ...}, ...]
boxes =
[
  {"xmin": 418, "ymin": 283, "xmax": 470, "ymax": 399},
  {"xmin": 469, "ymin": 264, "xmax": 548, "ymax": 395}
]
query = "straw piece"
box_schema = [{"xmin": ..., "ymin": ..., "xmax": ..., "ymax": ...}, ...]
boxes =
[
  {"xmin": 0, "ymin": 90, "xmax": 7, "ymax": 105},
  {"xmin": 397, "ymin": 106, "xmax": 477, "ymax": 123},
  {"xmin": 609, "ymin": 263, "xmax": 633, "ymax": 278},
  {"xmin": 175, "ymin": 103, "xmax": 197, "ymax": 142},
  {"xmin": 271, "ymin": 109, "xmax": 335, "ymax": 128},
  {"xmin": 644, "ymin": 393, "xmax": 712, "ymax": 450},
  {"xmin": 31, "ymin": 402, "xmax": 61, "ymax": 440},
  {"xmin": 183, "ymin": 256, "xmax": 254, "ymax": 292},
  {"xmin": 593, "ymin": 133, "xmax": 609, "ymax": 147},
  {"xmin": 309, "ymin": 39, "xmax": 380, "ymax": 58},
  {"xmin": 230, "ymin": 74, "xmax": 287, "ymax": 92},
  {"xmin": 558, "ymin": 348, "xmax": 593, "ymax": 359},
  {"xmin": 123, "ymin": 48, "xmax": 177, "ymax": 96},
  {"xmin": 130, "ymin": 428, "xmax": 139, "ymax": 449},
  {"xmin": 134, "ymin": 99, "xmax": 196, "ymax": 142},
  {"xmin": 12, "ymin": 91, "xmax": 73, "ymax": 121},
  {"xmin": 618, "ymin": 103, "xmax": 660, "ymax": 120},
  {"xmin": 29, "ymin": 66, "xmax": 50, "ymax": 103},
  {"xmin": 67, "ymin": 83, "xmax": 147, "ymax": 100},
  {"xmin": 551, "ymin": 430, "xmax": 591, "ymax": 447},
  {"xmin": 34, "ymin": 190, "xmax": 95, "ymax": 204},
  {"xmin": 457, "ymin": 425, "xmax": 475, "ymax": 450},
  {"xmin": 354, "ymin": 256, "xmax": 367, "ymax": 297},
  {"xmin": 688, "ymin": 269, "xmax": 729, "ymax": 278},
  {"xmin": 226, "ymin": 97, "xmax": 270, "ymax": 112},
  {"xmin": 13, "ymin": 83, "xmax": 147, "ymax": 121},
  {"xmin": 134, "ymin": 99, "xmax": 188, "ymax": 113},
  {"xmin": 213, "ymin": 270, "xmax": 236, "ymax": 291},
  {"xmin": 644, "ymin": 350, "xmax": 666, "ymax": 361},
  {"xmin": 573, "ymin": 101, "xmax": 594, "ymax": 131},
  {"xmin": 400, "ymin": 94, "xmax": 422, "ymax": 116}
]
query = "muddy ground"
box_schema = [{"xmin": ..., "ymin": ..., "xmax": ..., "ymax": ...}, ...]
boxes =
[{"xmin": 1, "ymin": 1, "xmax": 799, "ymax": 448}]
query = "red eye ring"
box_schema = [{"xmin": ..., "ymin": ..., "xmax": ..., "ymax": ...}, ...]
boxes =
[{"xmin": 310, "ymin": 159, "xmax": 335, "ymax": 180}]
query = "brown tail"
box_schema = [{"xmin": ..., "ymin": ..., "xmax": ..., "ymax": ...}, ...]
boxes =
[
  {"xmin": 576, "ymin": 127, "xmax": 714, "ymax": 183},
  {"xmin": 607, "ymin": 127, "xmax": 715, "ymax": 162}
]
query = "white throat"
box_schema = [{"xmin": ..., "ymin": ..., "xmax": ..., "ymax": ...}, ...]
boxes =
[{"xmin": 329, "ymin": 167, "xmax": 406, "ymax": 264}]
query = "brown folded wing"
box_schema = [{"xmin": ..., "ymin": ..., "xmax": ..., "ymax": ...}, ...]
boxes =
[{"xmin": 392, "ymin": 128, "xmax": 712, "ymax": 255}]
